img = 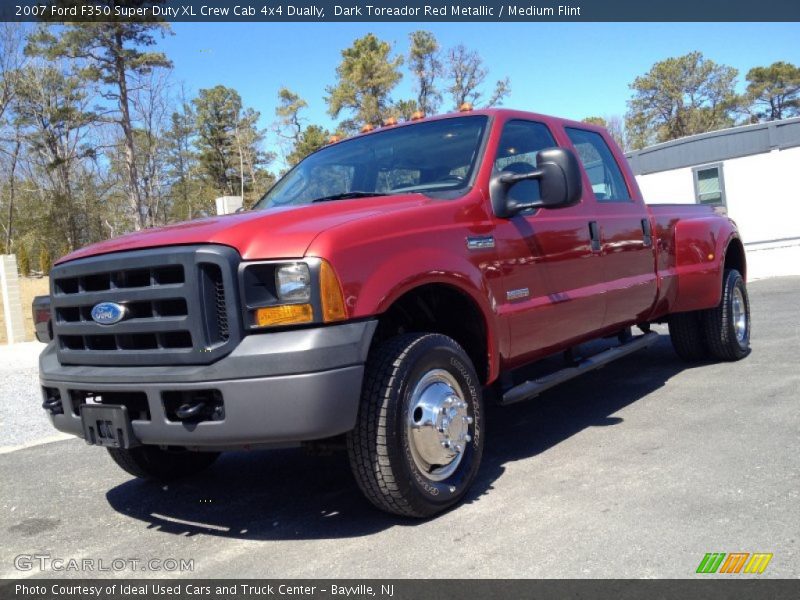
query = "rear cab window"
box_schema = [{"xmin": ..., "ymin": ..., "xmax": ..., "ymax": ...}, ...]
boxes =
[{"xmin": 565, "ymin": 127, "xmax": 631, "ymax": 202}]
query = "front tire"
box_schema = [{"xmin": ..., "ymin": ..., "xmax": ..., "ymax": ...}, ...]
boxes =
[
  {"xmin": 703, "ymin": 269, "xmax": 751, "ymax": 360},
  {"xmin": 347, "ymin": 333, "xmax": 484, "ymax": 518},
  {"xmin": 107, "ymin": 446, "xmax": 220, "ymax": 481}
]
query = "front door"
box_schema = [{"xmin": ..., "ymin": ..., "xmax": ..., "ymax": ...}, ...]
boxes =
[{"xmin": 489, "ymin": 119, "xmax": 606, "ymax": 367}]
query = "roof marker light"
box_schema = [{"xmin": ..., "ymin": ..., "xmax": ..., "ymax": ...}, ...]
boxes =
[{"xmin": 459, "ymin": 102, "xmax": 473, "ymax": 112}]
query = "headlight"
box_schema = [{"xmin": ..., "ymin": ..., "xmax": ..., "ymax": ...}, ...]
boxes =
[
  {"xmin": 275, "ymin": 264, "xmax": 311, "ymax": 303},
  {"xmin": 240, "ymin": 259, "xmax": 347, "ymax": 329}
]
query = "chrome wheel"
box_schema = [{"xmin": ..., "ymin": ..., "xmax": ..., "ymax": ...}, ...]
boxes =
[
  {"xmin": 407, "ymin": 369, "xmax": 473, "ymax": 482},
  {"xmin": 732, "ymin": 286, "xmax": 748, "ymax": 343}
]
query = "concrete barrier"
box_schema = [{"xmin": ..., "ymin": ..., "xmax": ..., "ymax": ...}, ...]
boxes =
[
  {"xmin": 745, "ymin": 238, "xmax": 800, "ymax": 281},
  {"xmin": 0, "ymin": 254, "xmax": 26, "ymax": 344}
]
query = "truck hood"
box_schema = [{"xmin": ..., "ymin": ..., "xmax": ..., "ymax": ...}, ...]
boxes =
[{"xmin": 57, "ymin": 195, "xmax": 427, "ymax": 264}]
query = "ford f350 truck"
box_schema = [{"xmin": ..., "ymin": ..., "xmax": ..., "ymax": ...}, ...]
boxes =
[{"xmin": 36, "ymin": 108, "xmax": 750, "ymax": 517}]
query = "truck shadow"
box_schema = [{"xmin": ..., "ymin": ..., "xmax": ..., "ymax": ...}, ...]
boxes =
[{"xmin": 105, "ymin": 335, "xmax": 693, "ymax": 540}]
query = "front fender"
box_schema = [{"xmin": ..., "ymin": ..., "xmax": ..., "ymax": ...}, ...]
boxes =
[{"xmin": 336, "ymin": 246, "xmax": 501, "ymax": 383}]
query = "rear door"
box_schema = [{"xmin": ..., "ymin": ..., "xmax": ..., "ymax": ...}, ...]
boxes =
[{"xmin": 563, "ymin": 127, "xmax": 658, "ymax": 328}]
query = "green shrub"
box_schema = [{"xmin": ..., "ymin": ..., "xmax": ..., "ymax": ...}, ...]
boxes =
[
  {"xmin": 16, "ymin": 244, "xmax": 30, "ymax": 276},
  {"xmin": 39, "ymin": 246, "xmax": 52, "ymax": 275}
]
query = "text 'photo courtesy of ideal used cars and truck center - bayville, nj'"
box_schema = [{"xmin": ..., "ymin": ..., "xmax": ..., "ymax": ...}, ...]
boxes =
[{"xmin": 0, "ymin": 0, "xmax": 799, "ymax": 596}]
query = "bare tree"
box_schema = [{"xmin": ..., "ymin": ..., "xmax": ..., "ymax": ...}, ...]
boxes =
[
  {"xmin": 445, "ymin": 44, "xmax": 510, "ymax": 109},
  {"xmin": 0, "ymin": 23, "xmax": 26, "ymax": 252},
  {"xmin": 129, "ymin": 68, "xmax": 172, "ymax": 227}
]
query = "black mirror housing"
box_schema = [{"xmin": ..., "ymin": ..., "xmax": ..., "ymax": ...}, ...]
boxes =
[{"xmin": 490, "ymin": 147, "xmax": 583, "ymax": 218}]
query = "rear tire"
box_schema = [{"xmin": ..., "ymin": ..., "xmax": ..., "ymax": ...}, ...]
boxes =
[
  {"xmin": 347, "ymin": 333, "xmax": 484, "ymax": 518},
  {"xmin": 669, "ymin": 311, "xmax": 709, "ymax": 361},
  {"xmin": 107, "ymin": 446, "xmax": 220, "ymax": 481},
  {"xmin": 703, "ymin": 269, "xmax": 751, "ymax": 361}
]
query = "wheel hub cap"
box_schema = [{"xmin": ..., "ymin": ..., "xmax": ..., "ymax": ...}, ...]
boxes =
[
  {"xmin": 407, "ymin": 369, "xmax": 472, "ymax": 481},
  {"xmin": 732, "ymin": 287, "xmax": 747, "ymax": 343}
]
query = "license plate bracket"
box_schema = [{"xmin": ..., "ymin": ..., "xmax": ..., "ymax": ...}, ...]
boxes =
[{"xmin": 80, "ymin": 404, "xmax": 140, "ymax": 449}]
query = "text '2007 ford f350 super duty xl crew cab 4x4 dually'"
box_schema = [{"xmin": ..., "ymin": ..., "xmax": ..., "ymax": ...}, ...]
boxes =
[{"xmin": 35, "ymin": 108, "xmax": 751, "ymax": 518}]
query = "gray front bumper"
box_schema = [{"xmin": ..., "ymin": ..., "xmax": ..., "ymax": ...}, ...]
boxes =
[{"xmin": 40, "ymin": 320, "xmax": 377, "ymax": 448}]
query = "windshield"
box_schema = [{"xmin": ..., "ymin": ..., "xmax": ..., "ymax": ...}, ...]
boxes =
[{"xmin": 256, "ymin": 115, "xmax": 488, "ymax": 209}]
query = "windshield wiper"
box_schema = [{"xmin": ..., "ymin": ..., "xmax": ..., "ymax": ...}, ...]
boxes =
[{"xmin": 310, "ymin": 191, "xmax": 390, "ymax": 203}]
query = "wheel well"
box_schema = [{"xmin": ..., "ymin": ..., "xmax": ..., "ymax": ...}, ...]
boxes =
[
  {"xmin": 724, "ymin": 238, "xmax": 746, "ymax": 281},
  {"xmin": 372, "ymin": 284, "xmax": 489, "ymax": 383}
]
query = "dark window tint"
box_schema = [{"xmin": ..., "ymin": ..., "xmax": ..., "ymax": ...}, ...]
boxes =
[
  {"xmin": 565, "ymin": 128, "xmax": 631, "ymax": 201},
  {"xmin": 493, "ymin": 120, "xmax": 557, "ymax": 206},
  {"xmin": 694, "ymin": 165, "xmax": 726, "ymax": 206}
]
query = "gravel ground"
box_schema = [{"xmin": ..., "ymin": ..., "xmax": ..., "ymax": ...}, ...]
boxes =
[
  {"xmin": 0, "ymin": 276, "xmax": 797, "ymax": 579},
  {"xmin": 0, "ymin": 341, "xmax": 68, "ymax": 452}
]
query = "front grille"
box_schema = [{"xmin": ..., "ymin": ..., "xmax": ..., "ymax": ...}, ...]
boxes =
[
  {"xmin": 199, "ymin": 263, "xmax": 229, "ymax": 344},
  {"xmin": 50, "ymin": 246, "xmax": 240, "ymax": 366}
]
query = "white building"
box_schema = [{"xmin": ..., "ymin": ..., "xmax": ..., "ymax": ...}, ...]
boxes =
[
  {"xmin": 627, "ymin": 117, "xmax": 800, "ymax": 245},
  {"xmin": 215, "ymin": 195, "xmax": 243, "ymax": 215}
]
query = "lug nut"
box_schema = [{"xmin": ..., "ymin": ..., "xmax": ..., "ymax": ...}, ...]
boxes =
[
  {"xmin": 464, "ymin": 434, "xmax": 472, "ymax": 442},
  {"xmin": 464, "ymin": 416, "xmax": 473, "ymax": 424}
]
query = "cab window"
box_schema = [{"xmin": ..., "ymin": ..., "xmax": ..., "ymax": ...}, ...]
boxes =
[
  {"xmin": 565, "ymin": 127, "xmax": 631, "ymax": 201},
  {"xmin": 493, "ymin": 120, "xmax": 557, "ymax": 205}
]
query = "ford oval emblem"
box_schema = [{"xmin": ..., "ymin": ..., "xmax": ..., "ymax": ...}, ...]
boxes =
[{"xmin": 91, "ymin": 302, "xmax": 127, "ymax": 325}]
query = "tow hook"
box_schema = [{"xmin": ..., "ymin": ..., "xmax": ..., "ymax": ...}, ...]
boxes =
[
  {"xmin": 175, "ymin": 401, "xmax": 207, "ymax": 420},
  {"xmin": 41, "ymin": 396, "xmax": 64, "ymax": 415}
]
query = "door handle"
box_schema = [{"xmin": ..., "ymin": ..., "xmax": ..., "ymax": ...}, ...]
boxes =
[
  {"xmin": 588, "ymin": 221, "xmax": 601, "ymax": 253},
  {"xmin": 641, "ymin": 218, "xmax": 653, "ymax": 248}
]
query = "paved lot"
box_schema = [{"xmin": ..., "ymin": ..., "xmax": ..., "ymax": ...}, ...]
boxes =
[
  {"xmin": 0, "ymin": 342, "xmax": 69, "ymax": 453},
  {"xmin": 1, "ymin": 277, "xmax": 798, "ymax": 579}
]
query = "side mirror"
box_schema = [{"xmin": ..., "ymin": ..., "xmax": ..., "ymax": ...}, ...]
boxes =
[{"xmin": 489, "ymin": 147, "xmax": 583, "ymax": 218}]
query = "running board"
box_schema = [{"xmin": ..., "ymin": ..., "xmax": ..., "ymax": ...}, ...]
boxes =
[{"xmin": 500, "ymin": 332, "xmax": 660, "ymax": 406}]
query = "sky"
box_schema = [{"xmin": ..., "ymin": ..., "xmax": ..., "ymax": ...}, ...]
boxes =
[{"xmin": 157, "ymin": 22, "xmax": 800, "ymax": 154}]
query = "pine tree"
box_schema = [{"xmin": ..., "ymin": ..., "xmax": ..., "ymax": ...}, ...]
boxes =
[
  {"xmin": 26, "ymin": 14, "xmax": 173, "ymax": 229},
  {"xmin": 326, "ymin": 34, "xmax": 403, "ymax": 127}
]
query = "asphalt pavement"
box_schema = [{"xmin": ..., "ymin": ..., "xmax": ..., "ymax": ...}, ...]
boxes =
[{"xmin": 1, "ymin": 277, "xmax": 798, "ymax": 579}]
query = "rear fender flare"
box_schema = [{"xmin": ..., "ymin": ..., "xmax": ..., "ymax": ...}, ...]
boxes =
[{"xmin": 671, "ymin": 217, "xmax": 739, "ymax": 313}]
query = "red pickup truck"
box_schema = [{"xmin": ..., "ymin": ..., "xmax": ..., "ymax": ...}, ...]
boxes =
[{"xmin": 37, "ymin": 108, "xmax": 750, "ymax": 517}]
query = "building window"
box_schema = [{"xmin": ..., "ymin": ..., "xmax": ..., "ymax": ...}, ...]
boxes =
[{"xmin": 693, "ymin": 164, "xmax": 726, "ymax": 206}]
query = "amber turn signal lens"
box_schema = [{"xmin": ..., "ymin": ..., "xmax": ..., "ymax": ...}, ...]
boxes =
[
  {"xmin": 255, "ymin": 304, "xmax": 313, "ymax": 327},
  {"xmin": 459, "ymin": 102, "xmax": 473, "ymax": 112},
  {"xmin": 320, "ymin": 259, "xmax": 347, "ymax": 322}
]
